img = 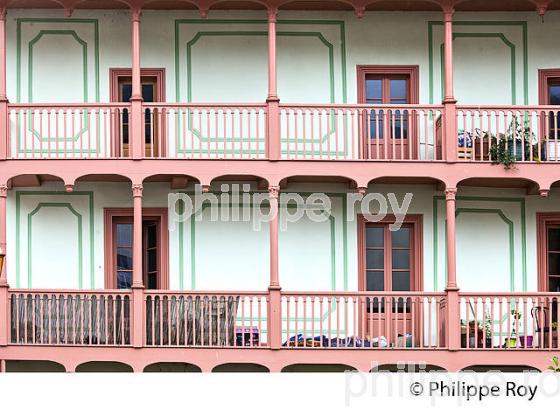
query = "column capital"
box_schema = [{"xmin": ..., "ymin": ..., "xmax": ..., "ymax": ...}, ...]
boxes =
[
  {"xmin": 131, "ymin": 8, "xmax": 142, "ymax": 22},
  {"xmin": 0, "ymin": 185, "xmax": 7, "ymax": 198},
  {"xmin": 268, "ymin": 185, "xmax": 280, "ymax": 199},
  {"xmin": 356, "ymin": 186, "xmax": 367, "ymax": 196},
  {"xmin": 267, "ymin": 7, "xmax": 278, "ymax": 23},
  {"xmin": 442, "ymin": 7, "xmax": 454, "ymax": 21},
  {"xmin": 132, "ymin": 183, "xmax": 143, "ymax": 198},
  {"xmin": 0, "ymin": 8, "xmax": 6, "ymax": 20},
  {"xmin": 445, "ymin": 187, "xmax": 457, "ymax": 200}
]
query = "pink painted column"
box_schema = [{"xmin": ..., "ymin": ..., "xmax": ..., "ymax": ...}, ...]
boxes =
[
  {"xmin": 445, "ymin": 187, "xmax": 460, "ymax": 350},
  {"xmin": 268, "ymin": 186, "xmax": 282, "ymax": 349},
  {"xmin": 0, "ymin": 8, "xmax": 8, "ymax": 160},
  {"xmin": 130, "ymin": 9, "xmax": 143, "ymax": 160},
  {"xmin": 0, "ymin": 184, "xmax": 8, "ymax": 346},
  {"xmin": 266, "ymin": 8, "xmax": 281, "ymax": 161},
  {"xmin": 442, "ymin": 7, "xmax": 457, "ymax": 162},
  {"xmin": 131, "ymin": 183, "xmax": 144, "ymax": 348}
]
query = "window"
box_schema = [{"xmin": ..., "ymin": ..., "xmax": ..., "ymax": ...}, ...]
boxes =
[
  {"xmin": 537, "ymin": 213, "xmax": 560, "ymax": 292},
  {"xmin": 110, "ymin": 68, "xmax": 166, "ymax": 157},
  {"xmin": 357, "ymin": 66, "xmax": 419, "ymax": 159},
  {"xmin": 358, "ymin": 214, "xmax": 423, "ymax": 292},
  {"xmin": 104, "ymin": 208, "xmax": 169, "ymax": 289},
  {"xmin": 538, "ymin": 69, "xmax": 560, "ymax": 139}
]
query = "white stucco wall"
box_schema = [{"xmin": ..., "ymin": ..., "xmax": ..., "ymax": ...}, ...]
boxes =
[{"xmin": 5, "ymin": 9, "xmax": 560, "ymax": 106}]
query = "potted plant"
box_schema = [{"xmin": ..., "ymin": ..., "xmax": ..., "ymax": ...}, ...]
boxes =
[
  {"xmin": 489, "ymin": 117, "xmax": 538, "ymax": 169},
  {"xmin": 505, "ymin": 309, "xmax": 522, "ymax": 348}
]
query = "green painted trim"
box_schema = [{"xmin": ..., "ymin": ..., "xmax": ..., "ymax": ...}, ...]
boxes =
[
  {"xmin": 178, "ymin": 192, "xmax": 348, "ymax": 294},
  {"xmin": 432, "ymin": 195, "xmax": 527, "ymax": 291},
  {"xmin": 15, "ymin": 18, "xmax": 101, "ymax": 154},
  {"xmin": 438, "ymin": 33, "xmax": 517, "ymax": 104},
  {"xmin": 16, "ymin": 18, "xmax": 100, "ymax": 103},
  {"xmin": 15, "ymin": 191, "xmax": 95, "ymax": 289},
  {"xmin": 453, "ymin": 208, "xmax": 515, "ymax": 292},
  {"xmin": 27, "ymin": 203, "xmax": 83, "ymax": 288},
  {"xmin": 28, "ymin": 30, "xmax": 88, "ymax": 104},
  {"xmin": 185, "ymin": 31, "xmax": 335, "ymax": 104},
  {"xmin": 428, "ymin": 21, "xmax": 528, "ymax": 105},
  {"xmin": 174, "ymin": 18, "xmax": 347, "ymax": 103}
]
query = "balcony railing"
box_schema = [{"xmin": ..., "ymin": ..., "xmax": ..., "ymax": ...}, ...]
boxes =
[
  {"xmin": 5, "ymin": 288, "xmax": 558, "ymax": 352},
  {"xmin": 7, "ymin": 102, "xmax": 560, "ymax": 163},
  {"xmin": 8, "ymin": 103, "xmax": 129, "ymax": 159},
  {"xmin": 456, "ymin": 105, "xmax": 560, "ymax": 162}
]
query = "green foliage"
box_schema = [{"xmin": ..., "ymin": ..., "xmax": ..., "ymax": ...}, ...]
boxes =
[{"xmin": 548, "ymin": 356, "xmax": 560, "ymax": 372}]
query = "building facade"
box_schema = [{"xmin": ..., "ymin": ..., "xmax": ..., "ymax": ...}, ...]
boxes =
[{"xmin": 0, "ymin": 0, "xmax": 559, "ymax": 372}]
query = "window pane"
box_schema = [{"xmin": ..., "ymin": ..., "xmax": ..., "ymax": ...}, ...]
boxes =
[
  {"xmin": 117, "ymin": 248, "xmax": 132, "ymax": 270},
  {"xmin": 147, "ymin": 249, "xmax": 157, "ymax": 272},
  {"xmin": 390, "ymin": 111, "xmax": 408, "ymax": 139},
  {"xmin": 147, "ymin": 272, "xmax": 157, "ymax": 290},
  {"xmin": 549, "ymin": 277, "xmax": 560, "ymax": 292},
  {"xmin": 392, "ymin": 249, "xmax": 410, "ymax": 269},
  {"xmin": 116, "ymin": 223, "xmax": 132, "ymax": 246},
  {"xmin": 366, "ymin": 271, "xmax": 384, "ymax": 291},
  {"xmin": 366, "ymin": 250, "xmax": 384, "ymax": 269},
  {"xmin": 142, "ymin": 84, "xmax": 154, "ymax": 103},
  {"xmin": 369, "ymin": 110, "xmax": 383, "ymax": 139},
  {"xmin": 391, "ymin": 227, "xmax": 410, "ymax": 248},
  {"xmin": 117, "ymin": 271, "xmax": 132, "ymax": 289},
  {"xmin": 366, "ymin": 227, "xmax": 384, "ymax": 247},
  {"xmin": 147, "ymin": 224, "xmax": 157, "ymax": 248},
  {"xmin": 549, "ymin": 253, "xmax": 560, "ymax": 276},
  {"xmin": 549, "ymin": 84, "xmax": 560, "ymax": 105},
  {"xmin": 121, "ymin": 84, "xmax": 132, "ymax": 102},
  {"xmin": 392, "ymin": 271, "xmax": 411, "ymax": 291},
  {"xmin": 548, "ymin": 228, "xmax": 560, "ymax": 251},
  {"xmin": 390, "ymin": 79, "xmax": 407, "ymax": 101},
  {"xmin": 366, "ymin": 79, "xmax": 382, "ymax": 101}
]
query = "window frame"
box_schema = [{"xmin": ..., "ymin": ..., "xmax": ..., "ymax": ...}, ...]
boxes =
[
  {"xmin": 536, "ymin": 213, "xmax": 560, "ymax": 291},
  {"xmin": 357, "ymin": 214, "xmax": 423, "ymax": 292},
  {"xmin": 357, "ymin": 65, "xmax": 419, "ymax": 105},
  {"xmin": 104, "ymin": 208, "xmax": 169, "ymax": 290}
]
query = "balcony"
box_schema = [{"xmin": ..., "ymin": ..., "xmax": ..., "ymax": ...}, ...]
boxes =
[
  {"xmin": 7, "ymin": 103, "xmax": 560, "ymax": 163},
  {"xmin": 6, "ymin": 289, "xmax": 559, "ymax": 355}
]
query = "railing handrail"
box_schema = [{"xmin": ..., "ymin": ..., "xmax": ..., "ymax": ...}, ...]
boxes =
[
  {"xmin": 281, "ymin": 291, "xmax": 447, "ymax": 297},
  {"xmin": 8, "ymin": 288, "xmax": 132, "ymax": 295},
  {"xmin": 143, "ymin": 102, "xmax": 267, "ymax": 108},
  {"xmin": 457, "ymin": 104, "xmax": 560, "ymax": 111},
  {"xmin": 459, "ymin": 292, "xmax": 560, "ymax": 297},
  {"xmin": 279, "ymin": 103, "xmax": 445, "ymax": 110},
  {"xmin": 8, "ymin": 102, "xmax": 130, "ymax": 109},
  {"xmin": 143, "ymin": 290, "xmax": 269, "ymax": 296}
]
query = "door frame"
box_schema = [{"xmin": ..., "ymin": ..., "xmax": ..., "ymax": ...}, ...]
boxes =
[
  {"xmin": 109, "ymin": 68, "xmax": 166, "ymax": 157},
  {"xmin": 357, "ymin": 214, "xmax": 423, "ymax": 344},
  {"xmin": 109, "ymin": 68, "xmax": 166, "ymax": 103},
  {"xmin": 103, "ymin": 207, "xmax": 169, "ymax": 289},
  {"xmin": 356, "ymin": 65, "xmax": 420, "ymax": 160},
  {"xmin": 536, "ymin": 212, "xmax": 560, "ymax": 291},
  {"xmin": 357, "ymin": 213, "xmax": 423, "ymax": 292}
]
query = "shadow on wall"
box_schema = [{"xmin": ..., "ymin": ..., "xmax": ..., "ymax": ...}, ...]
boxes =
[
  {"xmin": 461, "ymin": 365, "xmax": 540, "ymax": 373},
  {"xmin": 75, "ymin": 361, "xmax": 133, "ymax": 372},
  {"xmin": 212, "ymin": 363, "xmax": 269, "ymax": 372},
  {"xmin": 144, "ymin": 362, "xmax": 202, "ymax": 372},
  {"xmin": 6, "ymin": 360, "xmax": 65, "ymax": 372},
  {"xmin": 371, "ymin": 364, "xmax": 447, "ymax": 373},
  {"xmin": 282, "ymin": 364, "xmax": 357, "ymax": 373}
]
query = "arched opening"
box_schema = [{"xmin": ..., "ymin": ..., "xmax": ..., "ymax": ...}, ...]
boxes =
[
  {"xmin": 212, "ymin": 363, "xmax": 269, "ymax": 372},
  {"xmin": 371, "ymin": 364, "xmax": 447, "ymax": 373},
  {"xmin": 144, "ymin": 362, "xmax": 202, "ymax": 372},
  {"xmin": 461, "ymin": 365, "xmax": 540, "ymax": 373},
  {"xmin": 5, "ymin": 360, "xmax": 65, "ymax": 372},
  {"xmin": 282, "ymin": 364, "xmax": 357, "ymax": 373},
  {"xmin": 75, "ymin": 361, "xmax": 133, "ymax": 372}
]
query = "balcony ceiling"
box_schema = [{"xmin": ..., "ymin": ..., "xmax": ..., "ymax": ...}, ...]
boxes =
[{"xmin": 2, "ymin": 0, "xmax": 560, "ymax": 12}]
